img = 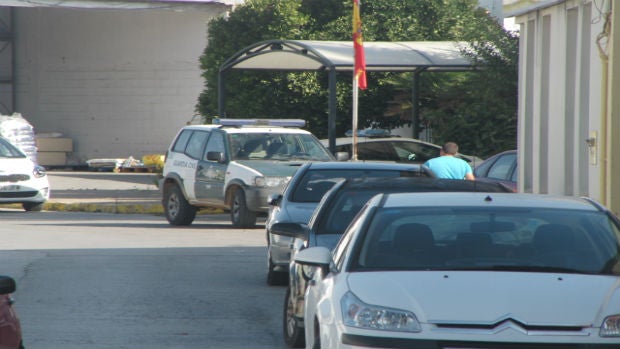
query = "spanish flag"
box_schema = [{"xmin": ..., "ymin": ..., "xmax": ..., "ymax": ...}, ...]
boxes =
[{"xmin": 352, "ymin": 0, "xmax": 367, "ymax": 90}]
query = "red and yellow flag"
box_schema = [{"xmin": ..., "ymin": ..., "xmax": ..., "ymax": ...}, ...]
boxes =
[{"xmin": 352, "ymin": 0, "xmax": 367, "ymax": 90}]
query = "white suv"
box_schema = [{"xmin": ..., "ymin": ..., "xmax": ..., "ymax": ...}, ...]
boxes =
[{"xmin": 161, "ymin": 119, "xmax": 334, "ymax": 227}]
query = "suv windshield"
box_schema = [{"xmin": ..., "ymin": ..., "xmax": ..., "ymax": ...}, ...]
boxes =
[
  {"xmin": 228, "ymin": 133, "xmax": 333, "ymax": 161},
  {"xmin": 355, "ymin": 206, "xmax": 620, "ymax": 275}
]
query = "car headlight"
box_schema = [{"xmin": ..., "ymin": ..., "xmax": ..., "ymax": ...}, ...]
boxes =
[
  {"xmin": 33, "ymin": 165, "xmax": 47, "ymax": 178},
  {"xmin": 341, "ymin": 291, "xmax": 421, "ymax": 332},
  {"xmin": 601, "ymin": 315, "xmax": 620, "ymax": 337},
  {"xmin": 254, "ymin": 176, "xmax": 290, "ymax": 187}
]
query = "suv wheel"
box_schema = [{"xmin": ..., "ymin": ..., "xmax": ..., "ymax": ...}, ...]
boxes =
[
  {"xmin": 231, "ymin": 188, "xmax": 256, "ymax": 228},
  {"xmin": 163, "ymin": 184, "xmax": 197, "ymax": 225},
  {"xmin": 283, "ymin": 286, "xmax": 305, "ymax": 348}
]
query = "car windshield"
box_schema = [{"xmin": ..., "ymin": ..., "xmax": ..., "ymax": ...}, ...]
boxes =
[
  {"xmin": 228, "ymin": 133, "xmax": 333, "ymax": 161},
  {"xmin": 291, "ymin": 169, "xmax": 426, "ymax": 203},
  {"xmin": 354, "ymin": 206, "xmax": 620, "ymax": 275},
  {"xmin": 0, "ymin": 138, "xmax": 26, "ymax": 158}
]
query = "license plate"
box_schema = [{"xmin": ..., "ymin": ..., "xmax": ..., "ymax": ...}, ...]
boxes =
[{"xmin": 0, "ymin": 185, "xmax": 20, "ymax": 191}]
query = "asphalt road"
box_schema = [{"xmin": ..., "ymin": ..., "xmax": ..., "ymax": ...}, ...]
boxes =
[{"xmin": 1, "ymin": 210, "xmax": 281, "ymax": 349}]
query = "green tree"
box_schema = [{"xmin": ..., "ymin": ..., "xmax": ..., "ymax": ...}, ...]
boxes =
[{"xmin": 197, "ymin": 0, "xmax": 518, "ymax": 156}]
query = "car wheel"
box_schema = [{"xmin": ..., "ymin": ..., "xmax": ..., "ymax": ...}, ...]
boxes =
[
  {"xmin": 283, "ymin": 286, "xmax": 305, "ymax": 348},
  {"xmin": 163, "ymin": 184, "xmax": 197, "ymax": 226},
  {"xmin": 23, "ymin": 202, "xmax": 44, "ymax": 212},
  {"xmin": 267, "ymin": 256, "xmax": 288, "ymax": 286},
  {"xmin": 231, "ymin": 189, "xmax": 256, "ymax": 228}
]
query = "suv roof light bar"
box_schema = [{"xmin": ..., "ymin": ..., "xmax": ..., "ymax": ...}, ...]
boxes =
[{"xmin": 213, "ymin": 118, "xmax": 306, "ymax": 128}]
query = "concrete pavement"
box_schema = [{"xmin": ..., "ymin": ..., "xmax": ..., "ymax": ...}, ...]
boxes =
[{"xmin": 46, "ymin": 170, "xmax": 162, "ymax": 210}]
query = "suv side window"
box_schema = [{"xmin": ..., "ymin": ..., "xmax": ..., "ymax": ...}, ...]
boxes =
[
  {"xmin": 204, "ymin": 131, "xmax": 226, "ymax": 161},
  {"xmin": 172, "ymin": 130, "xmax": 192, "ymax": 153},
  {"xmin": 186, "ymin": 130, "xmax": 210, "ymax": 159}
]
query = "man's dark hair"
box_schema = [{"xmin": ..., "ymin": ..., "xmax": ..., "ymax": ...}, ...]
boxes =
[{"xmin": 442, "ymin": 142, "xmax": 459, "ymax": 155}]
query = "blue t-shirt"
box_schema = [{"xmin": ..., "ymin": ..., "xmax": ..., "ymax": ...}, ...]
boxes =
[{"xmin": 424, "ymin": 156, "xmax": 472, "ymax": 179}]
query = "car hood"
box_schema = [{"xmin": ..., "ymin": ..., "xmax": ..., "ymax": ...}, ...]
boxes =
[
  {"xmin": 234, "ymin": 160, "xmax": 305, "ymax": 177},
  {"xmin": 0, "ymin": 157, "xmax": 34, "ymax": 173},
  {"xmin": 347, "ymin": 271, "xmax": 620, "ymax": 326}
]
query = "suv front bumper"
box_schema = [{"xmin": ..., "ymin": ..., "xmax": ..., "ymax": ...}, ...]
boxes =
[{"xmin": 245, "ymin": 185, "xmax": 284, "ymax": 213}]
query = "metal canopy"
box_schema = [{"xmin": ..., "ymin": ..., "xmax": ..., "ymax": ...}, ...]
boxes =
[{"xmin": 218, "ymin": 39, "xmax": 476, "ymax": 152}]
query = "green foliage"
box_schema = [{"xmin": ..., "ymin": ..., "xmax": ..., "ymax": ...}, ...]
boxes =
[{"xmin": 196, "ymin": 0, "xmax": 518, "ymax": 156}]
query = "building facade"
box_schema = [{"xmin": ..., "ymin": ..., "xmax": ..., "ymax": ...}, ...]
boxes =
[
  {"xmin": 505, "ymin": 0, "xmax": 620, "ymax": 214},
  {"xmin": 1, "ymin": 1, "xmax": 236, "ymax": 163}
]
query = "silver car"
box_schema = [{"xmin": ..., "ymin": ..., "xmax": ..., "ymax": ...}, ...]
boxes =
[{"xmin": 265, "ymin": 162, "xmax": 434, "ymax": 285}]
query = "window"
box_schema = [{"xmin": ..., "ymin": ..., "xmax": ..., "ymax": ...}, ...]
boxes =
[
  {"xmin": 172, "ymin": 130, "xmax": 192, "ymax": 153},
  {"xmin": 204, "ymin": 132, "xmax": 225, "ymax": 161},
  {"xmin": 391, "ymin": 141, "xmax": 438, "ymax": 163},
  {"xmin": 487, "ymin": 153, "xmax": 516, "ymax": 180},
  {"xmin": 185, "ymin": 131, "xmax": 210, "ymax": 159}
]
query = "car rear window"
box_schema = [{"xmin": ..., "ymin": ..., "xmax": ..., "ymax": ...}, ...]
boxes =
[{"xmin": 291, "ymin": 169, "xmax": 426, "ymax": 203}]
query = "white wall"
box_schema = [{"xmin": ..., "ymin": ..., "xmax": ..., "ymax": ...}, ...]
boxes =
[{"xmin": 14, "ymin": 6, "xmax": 228, "ymax": 162}]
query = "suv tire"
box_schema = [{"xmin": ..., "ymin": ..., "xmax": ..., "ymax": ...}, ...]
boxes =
[
  {"xmin": 231, "ymin": 188, "xmax": 257, "ymax": 228},
  {"xmin": 164, "ymin": 184, "xmax": 197, "ymax": 226}
]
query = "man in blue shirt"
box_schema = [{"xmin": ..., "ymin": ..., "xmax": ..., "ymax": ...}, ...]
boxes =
[{"xmin": 424, "ymin": 142, "xmax": 475, "ymax": 180}]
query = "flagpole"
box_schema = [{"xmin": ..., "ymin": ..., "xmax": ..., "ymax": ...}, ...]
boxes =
[{"xmin": 352, "ymin": 76, "xmax": 359, "ymax": 161}]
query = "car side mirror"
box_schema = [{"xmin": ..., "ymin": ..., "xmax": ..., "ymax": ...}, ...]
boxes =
[
  {"xmin": 206, "ymin": 151, "xmax": 225, "ymax": 163},
  {"xmin": 270, "ymin": 222, "xmax": 309, "ymax": 239},
  {"xmin": 336, "ymin": 152, "xmax": 350, "ymax": 161},
  {"xmin": 268, "ymin": 193, "xmax": 282, "ymax": 206},
  {"xmin": 294, "ymin": 247, "xmax": 332, "ymax": 277}
]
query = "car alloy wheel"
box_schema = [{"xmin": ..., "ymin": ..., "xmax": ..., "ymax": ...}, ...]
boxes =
[{"xmin": 283, "ymin": 286, "xmax": 305, "ymax": 348}]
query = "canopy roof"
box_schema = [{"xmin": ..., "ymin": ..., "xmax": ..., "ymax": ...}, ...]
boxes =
[
  {"xmin": 218, "ymin": 39, "xmax": 478, "ymax": 153},
  {"xmin": 221, "ymin": 40, "xmax": 475, "ymax": 72}
]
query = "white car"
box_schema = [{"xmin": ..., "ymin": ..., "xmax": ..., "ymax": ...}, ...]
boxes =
[
  {"xmin": 296, "ymin": 192, "xmax": 620, "ymax": 349},
  {"xmin": 0, "ymin": 136, "xmax": 50, "ymax": 211},
  {"xmin": 161, "ymin": 119, "xmax": 334, "ymax": 227},
  {"xmin": 323, "ymin": 135, "xmax": 483, "ymax": 166}
]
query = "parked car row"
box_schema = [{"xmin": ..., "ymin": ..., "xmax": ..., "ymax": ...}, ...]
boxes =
[
  {"xmin": 265, "ymin": 161, "xmax": 435, "ymax": 285},
  {"xmin": 269, "ymin": 177, "xmax": 512, "ymax": 347},
  {"xmin": 159, "ymin": 120, "xmax": 620, "ymax": 349},
  {"xmin": 295, "ymin": 192, "xmax": 620, "ymax": 348}
]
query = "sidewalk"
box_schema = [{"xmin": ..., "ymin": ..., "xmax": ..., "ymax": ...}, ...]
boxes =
[{"xmin": 47, "ymin": 171, "xmax": 162, "ymax": 209}]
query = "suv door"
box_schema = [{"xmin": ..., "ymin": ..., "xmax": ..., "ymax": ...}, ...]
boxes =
[
  {"xmin": 170, "ymin": 129, "xmax": 210, "ymax": 201},
  {"xmin": 195, "ymin": 130, "xmax": 227, "ymax": 205}
]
